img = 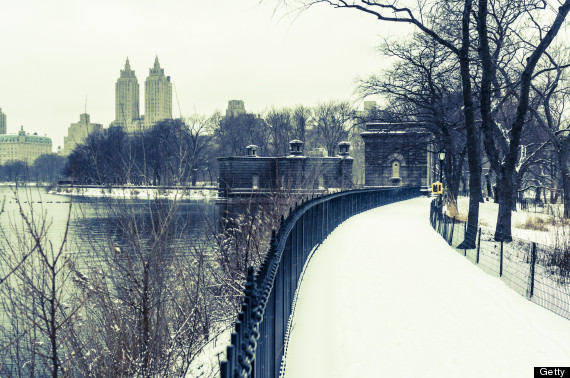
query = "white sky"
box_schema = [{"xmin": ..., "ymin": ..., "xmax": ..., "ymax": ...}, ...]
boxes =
[{"xmin": 0, "ymin": 0, "xmax": 413, "ymax": 151}]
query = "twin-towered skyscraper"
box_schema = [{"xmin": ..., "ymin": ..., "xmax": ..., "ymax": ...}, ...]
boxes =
[
  {"xmin": 114, "ymin": 56, "xmax": 172, "ymax": 132},
  {"xmin": 114, "ymin": 58, "xmax": 139, "ymax": 129}
]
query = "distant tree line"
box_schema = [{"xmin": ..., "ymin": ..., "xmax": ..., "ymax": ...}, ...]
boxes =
[
  {"xmin": 64, "ymin": 115, "xmax": 218, "ymax": 186},
  {"xmin": 63, "ymin": 100, "xmax": 365, "ymax": 186},
  {"xmin": 0, "ymin": 154, "xmax": 66, "ymax": 183}
]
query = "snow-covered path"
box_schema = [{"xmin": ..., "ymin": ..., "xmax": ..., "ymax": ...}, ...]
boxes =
[{"xmin": 283, "ymin": 197, "xmax": 570, "ymax": 378}]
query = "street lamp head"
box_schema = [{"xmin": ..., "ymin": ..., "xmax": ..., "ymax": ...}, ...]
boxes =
[{"xmin": 438, "ymin": 151, "xmax": 446, "ymax": 161}]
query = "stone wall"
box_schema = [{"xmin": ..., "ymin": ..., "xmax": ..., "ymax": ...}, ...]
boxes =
[
  {"xmin": 361, "ymin": 123, "xmax": 433, "ymax": 188},
  {"xmin": 217, "ymin": 155, "xmax": 353, "ymax": 197}
]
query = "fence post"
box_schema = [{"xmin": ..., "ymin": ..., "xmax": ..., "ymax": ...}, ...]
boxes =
[
  {"xmin": 220, "ymin": 360, "xmax": 229, "ymax": 378},
  {"xmin": 463, "ymin": 221, "xmax": 467, "ymax": 256},
  {"xmin": 433, "ymin": 204, "xmax": 439, "ymax": 232},
  {"xmin": 327, "ymin": 199, "xmax": 331, "ymax": 234},
  {"xmin": 290, "ymin": 223, "xmax": 298, "ymax": 295},
  {"xmin": 527, "ymin": 242, "xmax": 537, "ymax": 299},
  {"xmin": 476, "ymin": 227, "xmax": 481, "ymax": 264},
  {"xmin": 449, "ymin": 217, "xmax": 455, "ymax": 245},
  {"xmin": 316, "ymin": 202, "xmax": 321, "ymax": 242},
  {"xmin": 499, "ymin": 241, "xmax": 504, "ymax": 277},
  {"xmin": 274, "ymin": 257, "xmax": 284, "ymax": 377},
  {"xmin": 442, "ymin": 215, "xmax": 447, "ymax": 241}
]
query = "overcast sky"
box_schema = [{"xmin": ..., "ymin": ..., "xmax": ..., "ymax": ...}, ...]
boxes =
[{"xmin": 0, "ymin": 0, "xmax": 412, "ymax": 151}]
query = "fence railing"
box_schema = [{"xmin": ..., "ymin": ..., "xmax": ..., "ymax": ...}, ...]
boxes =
[
  {"xmin": 430, "ymin": 199, "xmax": 570, "ymax": 321},
  {"xmin": 220, "ymin": 186, "xmax": 422, "ymax": 378}
]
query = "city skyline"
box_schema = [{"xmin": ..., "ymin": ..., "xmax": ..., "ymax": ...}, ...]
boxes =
[{"xmin": 0, "ymin": 0, "xmax": 412, "ymax": 151}]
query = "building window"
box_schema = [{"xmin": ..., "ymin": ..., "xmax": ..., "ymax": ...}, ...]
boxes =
[
  {"xmin": 252, "ymin": 175, "xmax": 259, "ymax": 189},
  {"xmin": 392, "ymin": 161, "xmax": 400, "ymax": 179}
]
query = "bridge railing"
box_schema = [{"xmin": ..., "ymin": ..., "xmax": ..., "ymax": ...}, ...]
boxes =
[{"xmin": 220, "ymin": 186, "xmax": 422, "ymax": 378}]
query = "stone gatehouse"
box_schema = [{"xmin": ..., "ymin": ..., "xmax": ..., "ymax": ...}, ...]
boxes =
[
  {"xmin": 361, "ymin": 122, "xmax": 435, "ymax": 189},
  {"xmin": 217, "ymin": 141, "xmax": 353, "ymax": 198}
]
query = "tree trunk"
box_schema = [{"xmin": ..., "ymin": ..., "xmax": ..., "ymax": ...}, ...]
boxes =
[
  {"xmin": 550, "ymin": 189, "xmax": 559, "ymax": 204},
  {"xmin": 485, "ymin": 174, "xmax": 493, "ymax": 199},
  {"xmin": 563, "ymin": 174, "xmax": 570, "ymax": 219},
  {"xmin": 559, "ymin": 152, "xmax": 570, "ymax": 218},
  {"xmin": 535, "ymin": 186, "xmax": 542, "ymax": 203},
  {"xmin": 494, "ymin": 169, "xmax": 514, "ymax": 241},
  {"xmin": 447, "ymin": 173, "xmax": 461, "ymax": 217},
  {"xmin": 445, "ymin": 152, "xmax": 462, "ymax": 218},
  {"xmin": 496, "ymin": 0, "xmax": 570, "ymax": 240},
  {"xmin": 461, "ymin": 174, "xmax": 468, "ymax": 193},
  {"xmin": 457, "ymin": 0, "xmax": 481, "ymax": 249},
  {"xmin": 141, "ymin": 262, "xmax": 151, "ymax": 373}
]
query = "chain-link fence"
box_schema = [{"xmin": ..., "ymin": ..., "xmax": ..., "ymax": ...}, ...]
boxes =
[{"xmin": 430, "ymin": 199, "xmax": 570, "ymax": 321}]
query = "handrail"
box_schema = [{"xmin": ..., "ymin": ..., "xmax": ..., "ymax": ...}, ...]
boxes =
[{"xmin": 220, "ymin": 186, "xmax": 422, "ymax": 378}]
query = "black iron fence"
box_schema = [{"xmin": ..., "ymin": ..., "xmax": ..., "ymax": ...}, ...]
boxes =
[
  {"xmin": 430, "ymin": 199, "xmax": 570, "ymax": 321},
  {"xmin": 220, "ymin": 187, "xmax": 422, "ymax": 378}
]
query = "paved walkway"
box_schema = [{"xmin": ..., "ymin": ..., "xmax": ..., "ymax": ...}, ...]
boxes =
[{"xmin": 282, "ymin": 197, "xmax": 570, "ymax": 378}]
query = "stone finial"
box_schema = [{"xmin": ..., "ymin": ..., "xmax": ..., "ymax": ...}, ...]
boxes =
[
  {"xmin": 338, "ymin": 141, "xmax": 351, "ymax": 156},
  {"xmin": 289, "ymin": 140, "xmax": 304, "ymax": 156},
  {"xmin": 246, "ymin": 145, "xmax": 258, "ymax": 157}
]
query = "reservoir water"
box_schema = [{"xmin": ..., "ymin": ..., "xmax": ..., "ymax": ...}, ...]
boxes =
[
  {"xmin": 0, "ymin": 185, "xmax": 217, "ymax": 257},
  {"xmin": 0, "ymin": 185, "xmax": 220, "ymax": 375}
]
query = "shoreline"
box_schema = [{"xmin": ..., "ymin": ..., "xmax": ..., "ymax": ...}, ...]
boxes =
[{"xmin": 50, "ymin": 184, "xmax": 218, "ymax": 200}]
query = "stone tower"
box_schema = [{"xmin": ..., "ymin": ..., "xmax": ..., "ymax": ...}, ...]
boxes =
[
  {"xmin": 114, "ymin": 58, "xmax": 140, "ymax": 131},
  {"xmin": 361, "ymin": 122, "xmax": 434, "ymax": 189},
  {"xmin": 0, "ymin": 108, "xmax": 6, "ymax": 134},
  {"xmin": 144, "ymin": 56, "xmax": 172, "ymax": 129},
  {"xmin": 226, "ymin": 100, "xmax": 246, "ymax": 118}
]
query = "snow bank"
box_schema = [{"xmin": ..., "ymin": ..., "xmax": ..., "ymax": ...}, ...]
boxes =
[
  {"xmin": 49, "ymin": 186, "xmax": 218, "ymax": 201},
  {"xmin": 455, "ymin": 197, "xmax": 565, "ymax": 245},
  {"xmin": 283, "ymin": 197, "xmax": 570, "ymax": 378}
]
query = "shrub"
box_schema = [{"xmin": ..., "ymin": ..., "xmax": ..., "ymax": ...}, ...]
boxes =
[{"xmin": 517, "ymin": 216, "xmax": 550, "ymax": 231}]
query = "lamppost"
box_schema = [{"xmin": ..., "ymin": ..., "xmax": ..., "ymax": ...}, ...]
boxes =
[
  {"xmin": 438, "ymin": 150, "xmax": 446, "ymax": 206},
  {"xmin": 438, "ymin": 150, "xmax": 446, "ymax": 183}
]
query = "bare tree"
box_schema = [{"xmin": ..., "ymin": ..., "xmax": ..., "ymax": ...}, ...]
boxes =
[
  {"xmin": 0, "ymin": 189, "xmax": 87, "ymax": 378},
  {"xmin": 359, "ymin": 33, "xmax": 467, "ymax": 214},
  {"xmin": 65, "ymin": 192, "xmax": 216, "ymax": 377},
  {"xmin": 291, "ymin": 105, "xmax": 312, "ymax": 143},
  {"xmin": 264, "ymin": 107, "xmax": 295, "ymax": 157},
  {"xmin": 271, "ymin": 0, "xmax": 570, "ymax": 243},
  {"xmin": 215, "ymin": 113, "xmax": 270, "ymax": 157},
  {"xmin": 474, "ymin": 0, "xmax": 570, "ymax": 241},
  {"xmin": 527, "ymin": 47, "xmax": 570, "ymax": 217},
  {"xmin": 183, "ymin": 113, "xmax": 216, "ymax": 186},
  {"xmin": 312, "ymin": 100, "xmax": 355, "ymax": 156}
]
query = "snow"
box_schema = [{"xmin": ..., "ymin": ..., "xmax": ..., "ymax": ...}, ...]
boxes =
[
  {"xmin": 186, "ymin": 324, "xmax": 233, "ymax": 378},
  {"xmin": 283, "ymin": 197, "xmax": 570, "ymax": 378},
  {"xmin": 49, "ymin": 185, "xmax": 218, "ymax": 200},
  {"xmin": 455, "ymin": 197, "xmax": 565, "ymax": 245}
]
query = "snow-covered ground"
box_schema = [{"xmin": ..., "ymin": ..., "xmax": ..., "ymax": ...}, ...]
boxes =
[
  {"xmin": 186, "ymin": 324, "xmax": 232, "ymax": 377},
  {"xmin": 49, "ymin": 186, "xmax": 217, "ymax": 200},
  {"xmin": 283, "ymin": 197, "xmax": 570, "ymax": 378},
  {"xmin": 455, "ymin": 197, "xmax": 565, "ymax": 245}
]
